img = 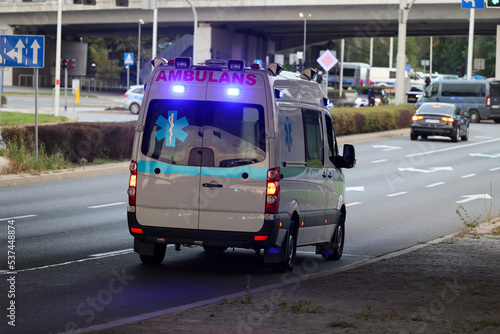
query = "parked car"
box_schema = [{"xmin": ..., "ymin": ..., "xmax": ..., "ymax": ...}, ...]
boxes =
[
  {"xmin": 354, "ymin": 86, "xmax": 388, "ymax": 107},
  {"xmin": 410, "ymin": 102, "xmax": 469, "ymax": 142},
  {"xmin": 123, "ymin": 85, "xmax": 144, "ymax": 114},
  {"xmin": 431, "ymin": 74, "xmax": 460, "ymax": 83},
  {"xmin": 406, "ymin": 84, "xmax": 425, "ymax": 104}
]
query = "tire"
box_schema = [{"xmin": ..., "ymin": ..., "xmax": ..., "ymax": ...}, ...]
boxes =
[
  {"xmin": 322, "ymin": 218, "xmax": 345, "ymax": 261},
  {"xmin": 272, "ymin": 229, "xmax": 297, "ymax": 273},
  {"xmin": 469, "ymin": 111, "xmax": 480, "ymax": 123},
  {"xmin": 139, "ymin": 243, "xmax": 166, "ymax": 265},
  {"xmin": 129, "ymin": 103, "xmax": 140, "ymax": 115},
  {"xmin": 421, "ymin": 135, "xmax": 428, "ymax": 139},
  {"xmin": 451, "ymin": 128, "xmax": 460, "ymax": 142},
  {"xmin": 410, "ymin": 131, "xmax": 418, "ymax": 141},
  {"xmin": 203, "ymin": 246, "xmax": 227, "ymax": 255},
  {"xmin": 461, "ymin": 126, "xmax": 469, "ymax": 141}
]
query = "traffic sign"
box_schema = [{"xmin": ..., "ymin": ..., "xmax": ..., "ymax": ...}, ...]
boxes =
[
  {"xmin": 124, "ymin": 53, "xmax": 134, "ymax": 65},
  {"xmin": 486, "ymin": 0, "xmax": 500, "ymax": 8},
  {"xmin": 317, "ymin": 50, "xmax": 338, "ymax": 72},
  {"xmin": 0, "ymin": 35, "xmax": 45, "ymax": 68},
  {"xmin": 462, "ymin": 0, "xmax": 484, "ymax": 9}
]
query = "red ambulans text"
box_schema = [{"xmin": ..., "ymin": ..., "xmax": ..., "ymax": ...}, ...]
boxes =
[{"xmin": 155, "ymin": 70, "xmax": 257, "ymax": 86}]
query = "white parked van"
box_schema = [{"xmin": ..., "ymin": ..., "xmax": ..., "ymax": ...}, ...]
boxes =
[{"xmin": 127, "ymin": 57, "xmax": 356, "ymax": 272}]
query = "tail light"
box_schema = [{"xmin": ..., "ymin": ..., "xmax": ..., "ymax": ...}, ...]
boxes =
[
  {"xmin": 487, "ymin": 95, "xmax": 490, "ymax": 108},
  {"xmin": 124, "ymin": 93, "xmax": 129, "ymax": 97},
  {"xmin": 441, "ymin": 117, "xmax": 455, "ymax": 123},
  {"xmin": 128, "ymin": 161, "xmax": 138, "ymax": 206},
  {"xmin": 265, "ymin": 168, "xmax": 280, "ymax": 214},
  {"xmin": 412, "ymin": 115, "xmax": 424, "ymax": 121}
]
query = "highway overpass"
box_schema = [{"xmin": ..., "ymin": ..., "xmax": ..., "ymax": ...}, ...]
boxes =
[{"xmin": 1, "ymin": 0, "xmax": 499, "ymax": 86}]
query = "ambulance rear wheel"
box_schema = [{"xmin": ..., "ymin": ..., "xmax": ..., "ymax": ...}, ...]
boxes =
[
  {"xmin": 272, "ymin": 228, "xmax": 297, "ymax": 273},
  {"xmin": 139, "ymin": 244, "xmax": 166, "ymax": 265}
]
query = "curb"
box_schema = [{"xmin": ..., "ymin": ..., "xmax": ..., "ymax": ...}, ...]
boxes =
[
  {"xmin": 0, "ymin": 162, "xmax": 129, "ymax": 187},
  {"xmin": 0, "ymin": 128, "xmax": 411, "ymax": 187}
]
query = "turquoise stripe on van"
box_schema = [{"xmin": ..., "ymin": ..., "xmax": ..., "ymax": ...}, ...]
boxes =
[{"xmin": 137, "ymin": 160, "xmax": 267, "ymax": 180}]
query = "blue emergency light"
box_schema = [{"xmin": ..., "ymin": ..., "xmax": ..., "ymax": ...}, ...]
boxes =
[
  {"xmin": 173, "ymin": 85, "xmax": 186, "ymax": 94},
  {"xmin": 227, "ymin": 87, "xmax": 240, "ymax": 97},
  {"xmin": 174, "ymin": 57, "xmax": 191, "ymax": 69}
]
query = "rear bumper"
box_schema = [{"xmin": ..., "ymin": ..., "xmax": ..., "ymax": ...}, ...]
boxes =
[
  {"xmin": 411, "ymin": 124, "xmax": 454, "ymax": 137},
  {"xmin": 127, "ymin": 210, "xmax": 287, "ymax": 249}
]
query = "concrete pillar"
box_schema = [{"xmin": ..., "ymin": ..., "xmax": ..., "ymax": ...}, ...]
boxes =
[{"xmin": 197, "ymin": 23, "xmax": 212, "ymax": 62}]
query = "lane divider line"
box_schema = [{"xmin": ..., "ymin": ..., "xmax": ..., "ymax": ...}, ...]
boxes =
[
  {"xmin": 0, "ymin": 214, "xmax": 37, "ymax": 222},
  {"xmin": 405, "ymin": 137, "xmax": 500, "ymax": 158},
  {"xmin": 346, "ymin": 202, "xmax": 362, "ymax": 207},
  {"xmin": 461, "ymin": 174, "xmax": 476, "ymax": 179},
  {"xmin": 426, "ymin": 182, "xmax": 445, "ymax": 188},
  {"xmin": 386, "ymin": 192, "xmax": 407, "ymax": 197},
  {"xmin": 88, "ymin": 202, "xmax": 126, "ymax": 209}
]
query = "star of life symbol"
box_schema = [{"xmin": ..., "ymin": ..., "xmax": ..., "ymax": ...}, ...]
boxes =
[
  {"xmin": 155, "ymin": 111, "xmax": 189, "ymax": 147},
  {"xmin": 284, "ymin": 116, "xmax": 292, "ymax": 152}
]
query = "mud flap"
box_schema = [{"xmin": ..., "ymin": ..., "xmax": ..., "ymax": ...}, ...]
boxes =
[
  {"xmin": 263, "ymin": 229, "xmax": 287, "ymax": 264},
  {"xmin": 134, "ymin": 238, "xmax": 156, "ymax": 256}
]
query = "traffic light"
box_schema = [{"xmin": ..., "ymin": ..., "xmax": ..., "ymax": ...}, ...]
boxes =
[
  {"xmin": 486, "ymin": 0, "xmax": 500, "ymax": 8},
  {"xmin": 69, "ymin": 59, "xmax": 76, "ymax": 70},
  {"xmin": 116, "ymin": 0, "xmax": 128, "ymax": 6},
  {"xmin": 61, "ymin": 59, "xmax": 68, "ymax": 69}
]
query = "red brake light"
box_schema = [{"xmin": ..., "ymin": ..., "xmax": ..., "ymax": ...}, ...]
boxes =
[
  {"xmin": 130, "ymin": 227, "xmax": 143, "ymax": 234},
  {"xmin": 254, "ymin": 235, "xmax": 268, "ymax": 241},
  {"xmin": 265, "ymin": 168, "xmax": 280, "ymax": 214},
  {"xmin": 124, "ymin": 93, "xmax": 129, "ymax": 97},
  {"xmin": 412, "ymin": 115, "xmax": 424, "ymax": 121},
  {"xmin": 441, "ymin": 117, "xmax": 455, "ymax": 123},
  {"xmin": 128, "ymin": 161, "xmax": 138, "ymax": 206},
  {"xmin": 487, "ymin": 95, "xmax": 490, "ymax": 108}
]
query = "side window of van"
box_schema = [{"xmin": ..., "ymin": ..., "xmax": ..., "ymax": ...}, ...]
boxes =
[
  {"xmin": 427, "ymin": 83, "xmax": 438, "ymax": 98},
  {"xmin": 324, "ymin": 113, "xmax": 337, "ymax": 162},
  {"xmin": 303, "ymin": 110, "xmax": 324, "ymax": 168}
]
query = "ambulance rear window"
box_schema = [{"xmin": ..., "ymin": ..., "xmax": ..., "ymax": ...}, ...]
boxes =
[{"xmin": 141, "ymin": 100, "xmax": 266, "ymax": 167}]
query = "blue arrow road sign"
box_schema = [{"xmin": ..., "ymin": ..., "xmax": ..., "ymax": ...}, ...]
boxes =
[
  {"xmin": 0, "ymin": 35, "xmax": 45, "ymax": 68},
  {"xmin": 462, "ymin": 0, "xmax": 485, "ymax": 9},
  {"xmin": 124, "ymin": 53, "xmax": 134, "ymax": 65}
]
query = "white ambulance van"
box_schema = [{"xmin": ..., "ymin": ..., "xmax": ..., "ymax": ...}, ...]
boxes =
[{"xmin": 127, "ymin": 57, "xmax": 356, "ymax": 272}]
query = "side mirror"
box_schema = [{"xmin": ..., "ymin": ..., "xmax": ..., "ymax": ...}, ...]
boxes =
[
  {"xmin": 334, "ymin": 144, "xmax": 356, "ymax": 169},
  {"xmin": 342, "ymin": 144, "xmax": 356, "ymax": 169}
]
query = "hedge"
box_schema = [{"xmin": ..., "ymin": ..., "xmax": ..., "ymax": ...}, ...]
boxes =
[
  {"xmin": 1, "ymin": 122, "xmax": 136, "ymax": 163},
  {"xmin": 0, "ymin": 106, "xmax": 415, "ymax": 163},
  {"xmin": 331, "ymin": 106, "xmax": 415, "ymax": 136}
]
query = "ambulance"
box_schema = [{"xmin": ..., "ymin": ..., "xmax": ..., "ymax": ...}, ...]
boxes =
[{"xmin": 127, "ymin": 57, "xmax": 356, "ymax": 272}]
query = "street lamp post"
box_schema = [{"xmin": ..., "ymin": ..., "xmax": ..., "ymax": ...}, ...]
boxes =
[
  {"xmin": 136, "ymin": 19, "xmax": 144, "ymax": 86},
  {"xmin": 299, "ymin": 12, "xmax": 311, "ymax": 69}
]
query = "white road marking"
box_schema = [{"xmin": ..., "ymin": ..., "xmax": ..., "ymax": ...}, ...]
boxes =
[
  {"xmin": 398, "ymin": 166, "xmax": 453, "ymax": 173},
  {"xmin": 373, "ymin": 145, "xmax": 402, "ymax": 151},
  {"xmin": 387, "ymin": 192, "xmax": 407, "ymax": 197},
  {"xmin": 426, "ymin": 182, "xmax": 445, "ymax": 188},
  {"xmin": 0, "ymin": 214, "xmax": 37, "ymax": 222},
  {"xmin": 490, "ymin": 167, "xmax": 500, "ymax": 171},
  {"xmin": 88, "ymin": 202, "xmax": 126, "ymax": 209},
  {"xmin": 469, "ymin": 153, "xmax": 500, "ymax": 158},
  {"xmin": 90, "ymin": 249, "xmax": 134, "ymax": 257},
  {"xmin": 371, "ymin": 159, "xmax": 387, "ymax": 164},
  {"xmin": 346, "ymin": 186, "xmax": 365, "ymax": 192},
  {"xmin": 346, "ymin": 202, "xmax": 362, "ymax": 207},
  {"xmin": 461, "ymin": 174, "xmax": 476, "ymax": 179},
  {"xmin": 405, "ymin": 138, "xmax": 500, "ymax": 158},
  {"xmin": 456, "ymin": 194, "xmax": 493, "ymax": 204}
]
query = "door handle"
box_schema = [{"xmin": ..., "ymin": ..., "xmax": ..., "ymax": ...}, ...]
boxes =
[{"xmin": 202, "ymin": 183, "xmax": 223, "ymax": 188}]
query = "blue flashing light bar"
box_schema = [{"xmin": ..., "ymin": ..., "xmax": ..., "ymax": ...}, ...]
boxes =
[
  {"xmin": 227, "ymin": 87, "xmax": 240, "ymax": 97},
  {"xmin": 268, "ymin": 248, "xmax": 280, "ymax": 254},
  {"xmin": 173, "ymin": 85, "xmax": 186, "ymax": 94},
  {"xmin": 274, "ymin": 89, "xmax": 283, "ymax": 99}
]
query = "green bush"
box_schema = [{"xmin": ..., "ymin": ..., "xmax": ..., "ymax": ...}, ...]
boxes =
[
  {"xmin": 1, "ymin": 121, "xmax": 136, "ymax": 163},
  {"xmin": 331, "ymin": 105, "xmax": 415, "ymax": 136},
  {"xmin": 1, "ymin": 95, "xmax": 6, "ymax": 106}
]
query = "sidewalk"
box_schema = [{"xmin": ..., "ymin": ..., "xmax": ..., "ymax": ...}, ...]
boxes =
[{"xmin": 84, "ymin": 222, "xmax": 500, "ymax": 334}]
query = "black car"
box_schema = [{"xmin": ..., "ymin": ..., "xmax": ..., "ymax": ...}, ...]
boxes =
[
  {"xmin": 406, "ymin": 84, "xmax": 425, "ymax": 104},
  {"xmin": 410, "ymin": 103, "xmax": 469, "ymax": 142}
]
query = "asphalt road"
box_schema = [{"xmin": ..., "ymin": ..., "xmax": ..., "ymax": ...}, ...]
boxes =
[{"xmin": 1, "ymin": 122, "xmax": 499, "ymax": 334}]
